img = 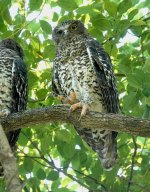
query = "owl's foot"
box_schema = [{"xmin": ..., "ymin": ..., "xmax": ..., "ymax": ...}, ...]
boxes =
[
  {"xmin": 0, "ymin": 109, "xmax": 10, "ymax": 117},
  {"xmin": 58, "ymin": 91, "xmax": 77, "ymax": 104},
  {"xmin": 70, "ymin": 102, "xmax": 89, "ymax": 119},
  {"xmin": 57, "ymin": 95, "xmax": 65, "ymax": 102},
  {"xmin": 65, "ymin": 91, "xmax": 77, "ymax": 104}
]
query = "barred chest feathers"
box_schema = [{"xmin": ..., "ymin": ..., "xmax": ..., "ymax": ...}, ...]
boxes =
[
  {"xmin": 55, "ymin": 35, "xmax": 104, "ymax": 113},
  {"xmin": 0, "ymin": 49, "xmax": 19, "ymax": 112}
]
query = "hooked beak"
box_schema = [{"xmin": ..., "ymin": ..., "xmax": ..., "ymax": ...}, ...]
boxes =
[{"xmin": 63, "ymin": 29, "xmax": 68, "ymax": 35}]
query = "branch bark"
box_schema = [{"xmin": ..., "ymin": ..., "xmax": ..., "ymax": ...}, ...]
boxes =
[
  {"xmin": 0, "ymin": 124, "xmax": 22, "ymax": 192},
  {"xmin": 1, "ymin": 104, "xmax": 150, "ymax": 137}
]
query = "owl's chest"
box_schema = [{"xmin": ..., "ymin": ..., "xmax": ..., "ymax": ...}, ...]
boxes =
[
  {"xmin": 57, "ymin": 42, "xmax": 99, "ymax": 94},
  {"xmin": 0, "ymin": 59, "xmax": 13, "ymax": 110}
]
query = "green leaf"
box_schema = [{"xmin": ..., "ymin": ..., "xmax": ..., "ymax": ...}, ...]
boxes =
[
  {"xmin": 47, "ymin": 170, "xmax": 59, "ymax": 181},
  {"xmin": 29, "ymin": 0, "xmax": 43, "ymax": 11},
  {"xmin": 76, "ymin": 5, "xmax": 97, "ymax": 15},
  {"xmin": 128, "ymin": 9, "xmax": 138, "ymax": 20},
  {"xmin": 142, "ymin": 105, "xmax": 150, "ymax": 119},
  {"xmin": 58, "ymin": 142, "xmax": 75, "ymax": 159},
  {"xmin": 43, "ymin": 44, "xmax": 55, "ymax": 59},
  {"xmin": 118, "ymin": 0, "xmax": 132, "ymax": 15},
  {"xmin": 40, "ymin": 20, "xmax": 52, "ymax": 34},
  {"xmin": 52, "ymin": 12, "xmax": 59, "ymax": 22},
  {"xmin": 36, "ymin": 88, "xmax": 48, "ymax": 99},
  {"xmin": 143, "ymin": 40, "xmax": 150, "ymax": 52},
  {"xmin": 127, "ymin": 69, "xmax": 145, "ymax": 89},
  {"xmin": 57, "ymin": 188, "xmax": 71, "ymax": 192},
  {"xmin": 57, "ymin": 0, "xmax": 78, "ymax": 11},
  {"xmin": 104, "ymin": 0, "xmax": 117, "ymax": 17},
  {"xmin": 131, "ymin": 20, "xmax": 146, "ymax": 26},
  {"xmin": 40, "ymin": 135, "xmax": 53, "ymax": 154},
  {"xmin": 123, "ymin": 92, "xmax": 138, "ymax": 110},
  {"xmin": 51, "ymin": 179, "xmax": 61, "ymax": 191},
  {"xmin": 27, "ymin": 20, "xmax": 40, "ymax": 33},
  {"xmin": 36, "ymin": 168, "xmax": 46, "ymax": 180},
  {"xmin": 18, "ymin": 132, "xmax": 29, "ymax": 146},
  {"xmin": 28, "ymin": 71, "xmax": 39, "ymax": 88},
  {"xmin": 143, "ymin": 97, "xmax": 150, "ymax": 107},
  {"xmin": 143, "ymin": 58, "xmax": 150, "ymax": 73},
  {"xmin": 2, "ymin": 8, "xmax": 12, "ymax": 24},
  {"xmin": 0, "ymin": 0, "xmax": 11, "ymax": 13},
  {"xmin": 91, "ymin": 14, "xmax": 110, "ymax": 30},
  {"xmin": 24, "ymin": 158, "xmax": 34, "ymax": 173},
  {"xmin": 71, "ymin": 152, "xmax": 80, "ymax": 169},
  {"xmin": 56, "ymin": 129, "xmax": 71, "ymax": 143}
]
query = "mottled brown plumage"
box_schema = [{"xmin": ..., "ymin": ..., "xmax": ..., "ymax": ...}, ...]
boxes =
[
  {"xmin": 0, "ymin": 39, "xmax": 28, "ymax": 175},
  {"xmin": 52, "ymin": 20, "xmax": 119, "ymax": 169}
]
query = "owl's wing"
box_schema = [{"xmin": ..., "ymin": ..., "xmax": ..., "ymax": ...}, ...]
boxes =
[
  {"xmin": 86, "ymin": 38, "xmax": 119, "ymax": 114},
  {"xmin": 52, "ymin": 59, "xmax": 63, "ymax": 97},
  {"xmin": 7, "ymin": 57, "xmax": 28, "ymax": 147}
]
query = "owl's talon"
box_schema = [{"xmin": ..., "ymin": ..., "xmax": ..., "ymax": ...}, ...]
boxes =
[
  {"xmin": 70, "ymin": 102, "xmax": 82, "ymax": 112},
  {"xmin": 57, "ymin": 95, "xmax": 65, "ymax": 102},
  {"xmin": 69, "ymin": 91, "xmax": 77, "ymax": 104},
  {"xmin": 80, "ymin": 103, "xmax": 89, "ymax": 117},
  {"xmin": 69, "ymin": 102, "xmax": 89, "ymax": 119},
  {"xmin": 64, "ymin": 91, "xmax": 77, "ymax": 104}
]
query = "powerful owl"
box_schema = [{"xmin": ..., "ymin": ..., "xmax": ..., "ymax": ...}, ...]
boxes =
[
  {"xmin": 52, "ymin": 20, "xmax": 119, "ymax": 169},
  {"xmin": 0, "ymin": 39, "xmax": 28, "ymax": 175}
]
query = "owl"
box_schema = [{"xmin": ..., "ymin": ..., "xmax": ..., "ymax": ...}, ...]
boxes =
[
  {"xmin": 52, "ymin": 20, "xmax": 119, "ymax": 169},
  {"xmin": 0, "ymin": 39, "xmax": 28, "ymax": 175}
]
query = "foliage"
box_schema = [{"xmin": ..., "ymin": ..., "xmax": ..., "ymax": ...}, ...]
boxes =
[{"xmin": 0, "ymin": 0, "xmax": 150, "ymax": 191}]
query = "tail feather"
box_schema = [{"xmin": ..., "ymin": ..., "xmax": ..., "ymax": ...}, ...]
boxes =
[{"xmin": 76, "ymin": 127, "xmax": 117, "ymax": 170}]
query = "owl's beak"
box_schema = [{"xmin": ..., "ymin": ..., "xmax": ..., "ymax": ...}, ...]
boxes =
[{"xmin": 64, "ymin": 29, "xmax": 68, "ymax": 35}]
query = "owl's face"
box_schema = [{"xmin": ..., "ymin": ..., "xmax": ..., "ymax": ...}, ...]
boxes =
[{"xmin": 52, "ymin": 20, "xmax": 87, "ymax": 44}]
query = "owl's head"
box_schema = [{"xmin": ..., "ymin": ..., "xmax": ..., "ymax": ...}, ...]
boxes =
[
  {"xmin": 52, "ymin": 20, "xmax": 87, "ymax": 44},
  {"xmin": 0, "ymin": 38, "xmax": 23, "ymax": 58}
]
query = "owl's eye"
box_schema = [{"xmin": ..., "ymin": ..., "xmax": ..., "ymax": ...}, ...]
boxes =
[
  {"xmin": 57, "ymin": 30, "xmax": 63, "ymax": 34},
  {"xmin": 70, "ymin": 25, "xmax": 77, "ymax": 30}
]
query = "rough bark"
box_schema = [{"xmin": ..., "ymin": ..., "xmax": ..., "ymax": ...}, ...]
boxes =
[
  {"xmin": 1, "ymin": 104, "xmax": 150, "ymax": 137},
  {"xmin": 0, "ymin": 124, "xmax": 22, "ymax": 192}
]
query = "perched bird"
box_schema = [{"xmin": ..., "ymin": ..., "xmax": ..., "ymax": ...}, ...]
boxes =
[
  {"xmin": 52, "ymin": 20, "xmax": 119, "ymax": 169},
  {"xmin": 0, "ymin": 39, "xmax": 28, "ymax": 175}
]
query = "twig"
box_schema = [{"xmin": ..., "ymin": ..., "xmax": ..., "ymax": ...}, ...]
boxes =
[
  {"xmin": 126, "ymin": 136, "xmax": 137, "ymax": 192},
  {"xmin": 0, "ymin": 124, "xmax": 22, "ymax": 192},
  {"xmin": 70, "ymin": 167, "xmax": 107, "ymax": 190}
]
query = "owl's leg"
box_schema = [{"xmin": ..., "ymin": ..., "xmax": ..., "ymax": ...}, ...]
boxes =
[
  {"xmin": 70, "ymin": 102, "xmax": 90, "ymax": 118},
  {"xmin": 64, "ymin": 91, "xmax": 77, "ymax": 104},
  {"xmin": 58, "ymin": 91, "xmax": 77, "ymax": 104},
  {"xmin": 57, "ymin": 95, "xmax": 65, "ymax": 102}
]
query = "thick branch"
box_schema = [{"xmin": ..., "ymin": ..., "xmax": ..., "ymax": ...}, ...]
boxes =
[
  {"xmin": 1, "ymin": 105, "xmax": 150, "ymax": 137},
  {"xmin": 0, "ymin": 124, "xmax": 22, "ymax": 192}
]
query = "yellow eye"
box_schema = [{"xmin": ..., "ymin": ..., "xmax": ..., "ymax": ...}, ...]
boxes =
[{"xmin": 71, "ymin": 25, "xmax": 77, "ymax": 30}]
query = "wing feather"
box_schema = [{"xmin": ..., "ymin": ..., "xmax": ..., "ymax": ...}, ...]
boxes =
[
  {"xmin": 8, "ymin": 58, "xmax": 28, "ymax": 146},
  {"xmin": 52, "ymin": 59, "xmax": 63, "ymax": 97},
  {"xmin": 86, "ymin": 38, "xmax": 119, "ymax": 113}
]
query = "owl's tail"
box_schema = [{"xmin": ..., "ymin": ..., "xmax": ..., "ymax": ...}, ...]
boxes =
[
  {"xmin": 76, "ymin": 127, "xmax": 117, "ymax": 170},
  {"xmin": 98, "ymin": 131, "xmax": 117, "ymax": 170}
]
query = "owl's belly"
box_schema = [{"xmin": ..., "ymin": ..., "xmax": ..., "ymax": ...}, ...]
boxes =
[
  {"xmin": 58, "ymin": 58, "xmax": 104, "ymax": 112},
  {"xmin": 0, "ymin": 62, "xmax": 12, "ymax": 111}
]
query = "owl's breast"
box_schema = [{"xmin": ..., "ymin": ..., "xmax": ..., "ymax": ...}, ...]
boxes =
[
  {"xmin": 0, "ymin": 58, "xmax": 12, "ymax": 111},
  {"xmin": 57, "ymin": 42, "xmax": 103, "ymax": 110}
]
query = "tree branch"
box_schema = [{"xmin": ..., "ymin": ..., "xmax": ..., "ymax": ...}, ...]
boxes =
[
  {"xmin": 0, "ymin": 124, "xmax": 22, "ymax": 192},
  {"xmin": 1, "ymin": 105, "xmax": 150, "ymax": 137}
]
